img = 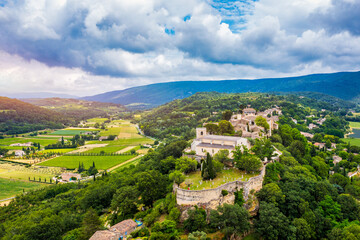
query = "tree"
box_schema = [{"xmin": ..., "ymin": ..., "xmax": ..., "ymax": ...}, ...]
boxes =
[
  {"xmin": 136, "ymin": 170, "xmax": 168, "ymax": 206},
  {"xmin": 255, "ymin": 116, "xmax": 270, "ymax": 132},
  {"xmin": 222, "ymin": 110, "xmax": 233, "ymax": 121},
  {"xmin": 337, "ymin": 194, "xmax": 360, "ymax": 221},
  {"xmin": 256, "ymin": 183, "xmax": 284, "ymax": 206},
  {"xmin": 184, "ymin": 207, "xmax": 207, "ymax": 233},
  {"xmin": 201, "ymin": 153, "xmax": 216, "ymax": 180},
  {"xmin": 317, "ymin": 195, "xmax": 342, "ymax": 224},
  {"xmin": 188, "ymin": 231, "xmax": 207, "ymax": 240},
  {"xmin": 213, "ymin": 150, "xmax": 231, "ymax": 165},
  {"xmin": 218, "ymin": 120, "xmax": 234, "ymax": 135},
  {"xmin": 205, "ymin": 123, "xmax": 219, "ymax": 135},
  {"xmin": 251, "ymin": 138, "xmax": 275, "ymax": 161},
  {"xmin": 255, "ymin": 203, "xmax": 295, "ymax": 240},
  {"xmin": 292, "ymin": 218, "xmax": 313, "ymax": 240},
  {"xmin": 169, "ymin": 171, "xmax": 185, "ymax": 187},
  {"xmin": 209, "ymin": 203, "xmax": 250, "ymax": 239},
  {"xmin": 175, "ymin": 157, "xmax": 197, "ymax": 174},
  {"xmin": 236, "ymin": 154, "xmax": 262, "ymax": 172},
  {"xmin": 80, "ymin": 208, "xmax": 101, "ymax": 240},
  {"xmin": 111, "ymin": 186, "xmax": 139, "ymax": 219}
]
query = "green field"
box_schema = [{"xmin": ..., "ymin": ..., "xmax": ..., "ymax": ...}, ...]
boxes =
[
  {"xmin": 342, "ymin": 138, "xmax": 360, "ymax": 147},
  {"xmin": 0, "ymin": 168, "xmax": 55, "ymax": 181},
  {"xmin": 87, "ymin": 118, "xmax": 109, "ymax": 123},
  {"xmin": 49, "ymin": 129, "xmax": 98, "ymax": 136},
  {"xmin": 0, "ymin": 137, "xmax": 59, "ymax": 146},
  {"xmin": 180, "ymin": 169, "xmax": 258, "ymax": 190},
  {"xmin": 87, "ymin": 137, "xmax": 153, "ymax": 146},
  {"xmin": 0, "ymin": 178, "xmax": 42, "ymax": 200},
  {"xmin": 350, "ymin": 122, "xmax": 360, "ymax": 128},
  {"xmin": 100, "ymin": 127, "xmax": 122, "ymax": 136},
  {"xmin": 84, "ymin": 146, "xmax": 126, "ymax": 154},
  {"xmin": 113, "ymin": 157, "xmax": 142, "ymax": 172},
  {"xmin": 38, "ymin": 155, "xmax": 135, "ymax": 170},
  {"xmin": 38, "ymin": 149, "xmax": 75, "ymax": 154}
]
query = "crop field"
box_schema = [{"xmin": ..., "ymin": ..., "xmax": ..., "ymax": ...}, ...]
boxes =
[
  {"xmin": 87, "ymin": 137, "xmax": 153, "ymax": 146},
  {"xmin": 0, "ymin": 137, "xmax": 59, "ymax": 146},
  {"xmin": 38, "ymin": 155, "xmax": 135, "ymax": 170},
  {"xmin": 350, "ymin": 122, "xmax": 360, "ymax": 128},
  {"xmin": 180, "ymin": 169, "xmax": 258, "ymax": 190},
  {"xmin": 100, "ymin": 127, "xmax": 122, "ymax": 136},
  {"xmin": 0, "ymin": 178, "xmax": 42, "ymax": 200},
  {"xmin": 49, "ymin": 129, "xmax": 95, "ymax": 136},
  {"xmin": 87, "ymin": 118, "xmax": 109, "ymax": 123},
  {"xmin": 113, "ymin": 157, "xmax": 142, "ymax": 172},
  {"xmin": 38, "ymin": 149, "xmax": 75, "ymax": 154},
  {"xmin": 342, "ymin": 138, "xmax": 360, "ymax": 147},
  {"xmin": 0, "ymin": 163, "xmax": 60, "ymax": 181},
  {"xmin": 84, "ymin": 145, "xmax": 126, "ymax": 154}
]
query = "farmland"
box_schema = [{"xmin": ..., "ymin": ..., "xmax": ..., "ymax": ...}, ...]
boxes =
[
  {"xmin": 38, "ymin": 155, "xmax": 135, "ymax": 170},
  {"xmin": 0, "ymin": 178, "xmax": 42, "ymax": 200},
  {"xmin": 83, "ymin": 145, "xmax": 126, "ymax": 154},
  {"xmin": 349, "ymin": 121, "xmax": 360, "ymax": 128},
  {"xmin": 342, "ymin": 138, "xmax": 360, "ymax": 147},
  {"xmin": 49, "ymin": 129, "xmax": 99, "ymax": 136}
]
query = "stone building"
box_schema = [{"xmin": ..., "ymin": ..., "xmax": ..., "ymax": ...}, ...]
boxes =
[
  {"xmin": 90, "ymin": 219, "xmax": 139, "ymax": 240},
  {"xmin": 191, "ymin": 128, "xmax": 250, "ymax": 158}
]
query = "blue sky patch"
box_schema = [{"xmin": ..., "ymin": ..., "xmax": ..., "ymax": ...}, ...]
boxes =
[
  {"xmin": 183, "ymin": 14, "xmax": 191, "ymax": 22},
  {"xmin": 165, "ymin": 27, "xmax": 175, "ymax": 35}
]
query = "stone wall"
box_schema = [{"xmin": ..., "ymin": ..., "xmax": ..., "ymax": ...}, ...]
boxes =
[{"xmin": 174, "ymin": 167, "xmax": 265, "ymax": 205}]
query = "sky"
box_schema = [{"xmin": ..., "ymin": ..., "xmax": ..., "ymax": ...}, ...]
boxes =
[{"xmin": 0, "ymin": 0, "xmax": 359, "ymax": 96}]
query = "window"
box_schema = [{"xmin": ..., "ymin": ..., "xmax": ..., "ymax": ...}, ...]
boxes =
[{"xmin": 201, "ymin": 131, "xmax": 203, "ymax": 135}]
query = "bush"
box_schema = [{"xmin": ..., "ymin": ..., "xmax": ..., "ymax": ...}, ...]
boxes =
[{"xmin": 221, "ymin": 190, "xmax": 228, "ymax": 196}]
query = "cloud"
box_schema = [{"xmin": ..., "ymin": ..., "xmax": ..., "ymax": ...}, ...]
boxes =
[{"xmin": 0, "ymin": 0, "xmax": 359, "ymax": 95}]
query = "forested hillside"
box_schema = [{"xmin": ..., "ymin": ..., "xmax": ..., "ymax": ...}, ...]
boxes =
[
  {"xmin": 82, "ymin": 71, "xmax": 360, "ymax": 109},
  {"xmin": 0, "ymin": 97, "xmax": 69, "ymax": 134},
  {"xmin": 22, "ymin": 98, "xmax": 127, "ymax": 121},
  {"xmin": 1, "ymin": 94, "xmax": 360, "ymax": 239},
  {"xmin": 138, "ymin": 92, "xmax": 356, "ymax": 141}
]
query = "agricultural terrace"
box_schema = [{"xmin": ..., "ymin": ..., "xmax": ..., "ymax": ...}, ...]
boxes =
[
  {"xmin": 0, "ymin": 178, "xmax": 42, "ymax": 200},
  {"xmin": 38, "ymin": 155, "xmax": 135, "ymax": 170},
  {"xmin": 180, "ymin": 169, "xmax": 258, "ymax": 191}
]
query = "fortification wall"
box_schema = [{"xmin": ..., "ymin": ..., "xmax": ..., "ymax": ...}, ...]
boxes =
[{"xmin": 175, "ymin": 167, "xmax": 265, "ymax": 205}]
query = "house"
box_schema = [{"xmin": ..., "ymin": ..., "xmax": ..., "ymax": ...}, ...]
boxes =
[
  {"xmin": 10, "ymin": 142, "xmax": 32, "ymax": 147},
  {"xmin": 191, "ymin": 128, "xmax": 250, "ymax": 159},
  {"xmin": 348, "ymin": 166, "xmax": 360, "ymax": 178},
  {"xmin": 61, "ymin": 173, "xmax": 82, "ymax": 182},
  {"xmin": 331, "ymin": 143, "xmax": 337, "ymax": 149},
  {"xmin": 291, "ymin": 118, "xmax": 298, "ymax": 124},
  {"xmin": 99, "ymin": 136, "xmax": 108, "ymax": 141},
  {"xmin": 308, "ymin": 123, "xmax": 318, "ymax": 130},
  {"xmin": 14, "ymin": 150, "xmax": 25, "ymax": 157},
  {"xmin": 300, "ymin": 132, "xmax": 314, "ymax": 139},
  {"xmin": 90, "ymin": 219, "xmax": 139, "ymax": 240},
  {"xmin": 333, "ymin": 155, "xmax": 342, "ymax": 165},
  {"xmin": 243, "ymin": 108, "xmax": 256, "ymax": 115},
  {"xmin": 314, "ymin": 142, "xmax": 326, "ymax": 149}
]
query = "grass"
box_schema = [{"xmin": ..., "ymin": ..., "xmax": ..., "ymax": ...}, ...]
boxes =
[
  {"xmin": 84, "ymin": 146, "xmax": 126, "ymax": 154},
  {"xmin": 87, "ymin": 137, "xmax": 153, "ymax": 146},
  {"xmin": 38, "ymin": 155, "xmax": 135, "ymax": 170},
  {"xmin": 0, "ymin": 178, "xmax": 42, "ymax": 200},
  {"xmin": 0, "ymin": 137, "xmax": 59, "ymax": 146},
  {"xmin": 180, "ymin": 168, "xmax": 258, "ymax": 190},
  {"xmin": 243, "ymin": 233, "xmax": 261, "ymax": 240},
  {"xmin": 100, "ymin": 127, "xmax": 122, "ymax": 136},
  {"xmin": 49, "ymin": 129, "xmax": 97, "ymax": 136},
  {"xmin": 342, "ymin": 138, "xmax": 360, "ymax": 147},
  {"xmin": 0, "ymin": 168, "xmax": 54, "ymax": 181},
  {"xmin": 349, "ymin": 122, "xmax": 360, "ymax": 128}
]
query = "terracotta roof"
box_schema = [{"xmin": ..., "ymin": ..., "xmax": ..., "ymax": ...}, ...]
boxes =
[
  {"xmin": 110, "ymin": 219, "xmax": 138, "ymax": 235},
  {"xmin": 89, "ymin": 230, "xmax": 119, "ymax": 240},
  {"xmin": 201, "ymin": 135, "xmax": 244, "ymax": 141},
  {"xmin": 243, "ymin": 108, "xmax": 256, "ymax": 112}
]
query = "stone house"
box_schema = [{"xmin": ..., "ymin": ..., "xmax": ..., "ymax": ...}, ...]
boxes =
[
  {"xmin": 61, "ymin": 173, "xmax": 82, "ymax": 182},
  {"xmin": 14, "ymin": 150, "xmax": 25, "ymax": 157},
  {"xmin": 191, "ymin": 128, "xmax": 250, "ymax": 159},
  {"xmin": 90, "ymin": 219, "xmax": 138, "ymax": 240},
  {"xmin": 333, "ymin": 155, "xmax": 342, "ymax": 165}
]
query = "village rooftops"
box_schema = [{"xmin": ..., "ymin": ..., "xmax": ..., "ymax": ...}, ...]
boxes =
[
  {"xmin": 111, "ymin": 219, "xmax": 138, "ymax": 236},
  {"xmin": 243, "ymin": 108, "xmax": 256, "ymax": 113},
  {"xmin": 89, "ymin": 230, "xmax": 119, "ymax": 240},
  {"xmin": 199, "ymin": 135, "xmax": 244, "ymax": 142}
]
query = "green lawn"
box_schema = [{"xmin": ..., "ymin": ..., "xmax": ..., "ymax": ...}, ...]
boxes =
[
  {"xmin": 0, "ymin": 178, "xmax": 42, "ymax": 200},
  {"xmin": 38, "ymin": 155, "xmax": 135, "ymax": 170},
  {"xmin": 350, "ymin": 122, "xmax": 360, "ymax": 128},
  {"xmin": 342, "ymin": 138, "xmax": 360, "ymax": 147},
  {"xmin": 180, "ymin": 169, "xmax": 258, "ymax": 190},
  {"xmin": 84, "ymin": 146, "xmax": 126, "ymax": 154}
]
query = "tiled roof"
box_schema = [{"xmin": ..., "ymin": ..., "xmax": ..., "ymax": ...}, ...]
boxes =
[
  {"xmin": 89, "ymin": 230, "xmax": 119, "ymax": 240},
  {"xmin": 111, "ymin": 219, "xmax": 138, "ymax": 235},
  {"xmin": 201, "ymin": 135, "xmax": 244, "ymax": 141},
  {"xmin": 197, "ymin": 143, "xmax": 235, "ymax": 150}
]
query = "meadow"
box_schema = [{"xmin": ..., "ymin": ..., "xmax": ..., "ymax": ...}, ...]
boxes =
[
  {"xmin": 342, "ymin": 138, "xmax": 360, "ymax": 147},
  {"xmin": 179, "ymin": 169, "xmax": 258, "ymax": 190},
  {"xmin": 38, "ymin": 148, "xmax": 75, "ymax": 154},
  {"xmin": 38, "ymin": 155, "xmax": 135, "ymax": 170},
  {"xmin": 0, "ymin": 137, "xmax": 59, "ymax": 146},
  {"xmin": 0, "ymin": 178, "xmax": 42, "ymax": 200}
]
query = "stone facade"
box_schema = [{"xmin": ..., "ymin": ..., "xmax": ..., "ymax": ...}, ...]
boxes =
[{"xmin": 174, "ymin": 167, "xmax": 265, "ymax": 206}]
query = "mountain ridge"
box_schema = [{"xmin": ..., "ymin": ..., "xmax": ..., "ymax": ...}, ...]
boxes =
[{"xmin": 81, "ymin": 71, "xmax": 360, "ymax": 109}]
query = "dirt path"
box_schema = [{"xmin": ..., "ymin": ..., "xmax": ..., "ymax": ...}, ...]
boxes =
[
  {"xmin": 67, "ymin": 144, "xmax": 108, "ymax": 154},
  {"xmin": 115, "ymin": 146, "xmax": 136, "ymax": 154},
  {"xmin": 107, "ymin": 155, "xmax": 143, "ymax": 172},
  {"xmin": 0, "ymin": 197, "xmax": 14, "ymax": 206}
]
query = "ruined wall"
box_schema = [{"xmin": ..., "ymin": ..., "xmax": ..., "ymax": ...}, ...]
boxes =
[{"xmin": 175, "ymin": 167, "xmax": 265, "ymax": 205}]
